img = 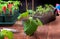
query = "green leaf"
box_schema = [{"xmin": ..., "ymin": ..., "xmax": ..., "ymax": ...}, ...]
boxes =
[
  {"xmin": 18, "ymin": 11, "xmax": 29, "ymax": 20},
  {"xmin": 36, "ymin": 18, "xmax": 43, "ymax": 26},
  {"xmin": 23, "ymin": 19, "xmax": 38, "ymax": 36},
  {"xmin": 0, "ymin": 32, "xmax": 4, "ymax": 39},
  {"xmin": 14, "ymin": 1, "xmax": 20, "ymax": 6}
]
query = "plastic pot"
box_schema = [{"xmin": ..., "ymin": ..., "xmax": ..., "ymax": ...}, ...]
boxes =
[
  {"xmin": 13, "ymin": 9, "xmax": 19, "ymax": 17},
  {"xmin": 0, "ymin": 15, "xmax": 4, "ymax": 22},
  {"xmin": 33, "ymin": 11, "xmax": 56, "ymax": 24},
  {"xmin": 5, "ymin": 15, "xmax": 14, "ymax": 22}
]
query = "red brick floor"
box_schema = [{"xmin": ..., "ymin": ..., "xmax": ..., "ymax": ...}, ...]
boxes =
[
  {"xmin": 36, "ymin": 16, "xmax": 60, "ymax": 39},
  {"xmin": 0, "ymin": 16, "xmax": 60, "ymax": 39}
]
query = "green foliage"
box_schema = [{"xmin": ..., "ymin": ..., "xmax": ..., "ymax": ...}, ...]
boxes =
[
  {"xmin": 13, "ymin": 1, "xmax": 20, "ymax": 9},
  {"xmin": 23, "ymin": 18, "xmax": 38, "ymax": 36},
  {"xmin": 36, "ymin": 18, "xmax": 43, "ymax": 26},
  {"xmin": 36, "ymin": 6, "xmax": 43, "ymax": 13},
  {"xmin": 0, "ymin": 0, "xmax": 2, "ymax": 1},
  {"xmin": 1, "ymin": 30, "xmax": 13, "ymax": 39},
  {"xmin": 27, "ymin": 10, "xmax": 35, "ymax": 16},
  {"xmin": 18, "ymin": 11, "xmax": 29, "ymax": 20},
  {"xmin": 0, "ymin": 32, "xmax": 4, "ymax": 39},
  {"xmin": 36, "ymin": 4, "xmax": 54, "ymax": 14},
  {"xmin": 0, "ymin": 1, "xmax": 20, "ymax": 15},
  {"xmin": 27, "ymin": 10, "xmax": 34, "ymax": 14},
  {"xmin": 23, "ymin": 17, "xmax": 43, "ymax": 36},
  {"xmin": 14, "ymin": 1, "xmax": 20, "ymax": 5},
  {"xmin": 0, "ymin": 3, "xmax": 3, "ymax": 11}
]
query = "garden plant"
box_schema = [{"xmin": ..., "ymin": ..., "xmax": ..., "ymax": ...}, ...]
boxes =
[
  {"xmin": 0, "ymin": 1, "xmax": 20, "ymax": 24},
  {"xmin": 33, "ymin": 4, "xmax": 56, "ymax": 24},
  {"xmin": 18, "ymin": 4, "xmax": 56, "ymax": 36}
]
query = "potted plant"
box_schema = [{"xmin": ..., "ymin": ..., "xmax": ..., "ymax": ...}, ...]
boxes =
[
  {"xmin": 4, "ymin": 8, "xmax": 13, "ymax": 22},
  {"xmin": 23, "ymin": 17, "xmax": 43, "ymax": 36},
  {"xmin": 12, "ymin": 1, "xmax": 20, "ymax": 20},
  {"xmin": 4, "ymin": 1, "xmax": 20, "ymax": 22},
  {"xmin": 33, "ymin": 4, "xmax": 56, "ymax": 24},
  {"xmin": 14, "ymin": 8, "xmax": 19, "ymax": 18},
  {"xmin": 18, "ymin": 11, "xmax": 43, "ymax": 36},
  {"xmin": 23, "ymin": 17, "xmax": 38, "ymax": 36}
]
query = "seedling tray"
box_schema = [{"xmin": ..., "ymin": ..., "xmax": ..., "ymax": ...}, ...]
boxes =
[
  {"xmin": 0, "ymin": 15, "xmax": 4, "ymax": 22},
  {"xmin": 0, "ymin": 20, "xmax": 16, "ymax": 24},
  {"xmin": 0, "ymin": 13, "xmax": 20, "ymax": 25}
]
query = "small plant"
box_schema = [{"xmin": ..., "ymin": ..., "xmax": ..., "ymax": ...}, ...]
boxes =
[
  {"xmin": 36, "ymin": 4, "xmax": 54, "ymax": 14},
  {"xmin": 18, "ymin": 11, "xmax": 43, "ymax": 36},
  {"xmin": 23, "ymin": 17, "xmax": 43, "ymax": 36},
  {"xmin": 13, "ymin": 1, "xmax": 20, "ymax": 10},
  {"xmin": 18, "ymin": 11, "xmax": 29, "ymax": 20}
]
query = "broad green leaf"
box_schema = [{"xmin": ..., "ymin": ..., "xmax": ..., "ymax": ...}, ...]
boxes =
[{"xmin": 18, "ymin": 12, "xmax": 29, "ymax": 20}]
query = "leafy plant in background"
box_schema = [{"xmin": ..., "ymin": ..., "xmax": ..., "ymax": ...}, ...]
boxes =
[
  {"xmin": 0, "ymin": 1, "xmax": 20, "ymax": 15},
  {"xmin": 27, "ymin": 10, "xmax": 35, "ymax": 17},
  {"xmin": 36, "ymin": 4, "xmax": 54, "ymax": 14},
  {"xmin": 44, "ymin": 4, "xmax": 54, "ymax": 12},
  {"xmin": 36, "ymin": 6, "xmax": 43, "ymax": 12},
  {"xmin": 13, "ymin": 1, "xmax": 20, "ymax": 9},
  {"xmin": 36, "ymin": 5, "xmax": 50, "ymax": 13}
]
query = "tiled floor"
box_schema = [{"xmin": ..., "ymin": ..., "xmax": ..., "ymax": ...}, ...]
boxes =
[{"xmin": 0, "ymin": 16, "xmax": 60, "ymax": 39}]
